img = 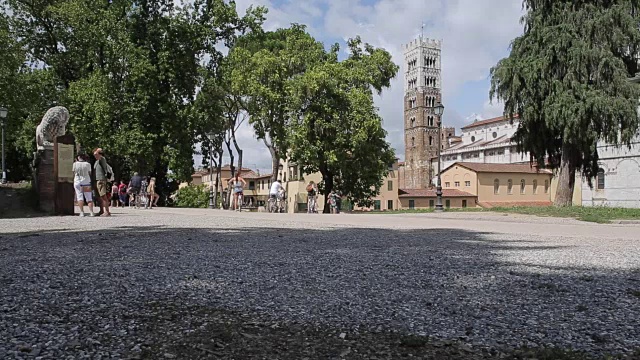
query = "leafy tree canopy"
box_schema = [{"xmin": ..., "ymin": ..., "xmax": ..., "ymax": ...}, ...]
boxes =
[
  {"xmin": 288, "ymin": 37, "xmax": 398, "ymax": 209},
  {"xmin": 490, "ymin": 0, "xmax": 640, "ymax": 205}
]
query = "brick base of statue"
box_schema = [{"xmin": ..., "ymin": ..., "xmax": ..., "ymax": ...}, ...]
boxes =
[{"xmin": 34, "ymin": 134, "xmax": 75, "ymax": 215}]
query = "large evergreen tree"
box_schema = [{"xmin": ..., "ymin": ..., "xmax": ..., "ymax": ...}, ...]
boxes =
[{"xmin": 490, "ymin": 0, "xmax": 640, "ymax": 206}]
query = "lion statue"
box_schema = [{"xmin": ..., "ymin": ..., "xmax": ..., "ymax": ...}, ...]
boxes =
[{"xmin": 36, "ymin": 106, "xmax": 69, "ymax": 150}]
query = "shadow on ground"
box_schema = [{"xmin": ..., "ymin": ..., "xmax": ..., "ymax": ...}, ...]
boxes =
[{"xmin": 0, "ymin": 226, "xmax": 639, "ymax": 359}]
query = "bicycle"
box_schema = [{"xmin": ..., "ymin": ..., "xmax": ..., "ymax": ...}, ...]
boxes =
[
  {"xmin": 236, "ymin": 192, "xmax": 243, "ymax": 212},
  {"xmin": 268, "ymin": 192, "xmax": 286, "ymax": 213},
  {"xmin": 307, "ymin": 195, "xmax": 317, "ymax": 213}
]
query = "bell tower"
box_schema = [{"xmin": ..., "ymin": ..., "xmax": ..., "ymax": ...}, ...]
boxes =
[{"xmin": 403, "ymin": 36, "xmax": 442, "ymax": 189}]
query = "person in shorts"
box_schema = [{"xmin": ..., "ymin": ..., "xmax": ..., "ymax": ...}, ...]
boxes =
[
  {"xmin": 118, "ymin": 180, "xmax": 128, "ymax": 206},
  {"xmin": 73, "ymin": 154, "xmax": 94, "ymax": 216},
  {"xmin": 93, "ymin": 148, "xmax": 111, "ymax": 216}
]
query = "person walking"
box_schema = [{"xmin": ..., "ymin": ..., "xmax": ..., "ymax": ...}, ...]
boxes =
[
  {"xmin": 111, "ymin": 182, "xmax": 119, "ymax": 208},
  {"xmin": 147, "ymin": 177, "xmax": 160, "ymax": 208},
  {"xmin": 118, "ymin": 180, "xmax": 128, "ymax": 207},
  {"xmin": 128, "ymin": 172, "xmax": 143, "ymax": 208},
  {"xmin": 72, "ymin": 154, "xmax": 95, "ymax": 217},
  {"xmin": 93, "ymin": 148, "xmax": 111, "ymax": 217}
]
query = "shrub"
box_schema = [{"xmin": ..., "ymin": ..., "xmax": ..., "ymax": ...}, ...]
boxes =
[{"xmin": 173, "ymin": 184, "xmax": 210, "ymax": 208}]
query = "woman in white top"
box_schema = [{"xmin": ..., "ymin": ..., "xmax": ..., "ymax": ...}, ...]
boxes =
[{"xmin": 72, "ymin": 154, "xmax": 94, "ymax": 216}]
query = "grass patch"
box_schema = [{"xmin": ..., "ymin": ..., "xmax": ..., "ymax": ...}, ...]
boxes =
[
  {"xmin": 490, "ymin": 206, "xmax": 640, "ymax": 223},
  {"xmin": 355, "ymin": 205, "xmax": 640, "ymax": 223}
]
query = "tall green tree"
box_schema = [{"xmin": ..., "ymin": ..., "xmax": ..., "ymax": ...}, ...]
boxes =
[
  {"xmin": 6, "ymin": 0, "xmax": 265, "ymax": 193},
  {"xmin": 490, "ymin": 0, "xmax": 640, "ymax": 206},
  {"xmin": 288, "ymin": 37, "xmax": 398, "ymax": 212},
  {"xmin": 229, "ymin": 24, "xmax": 327, "ymax": 182}
]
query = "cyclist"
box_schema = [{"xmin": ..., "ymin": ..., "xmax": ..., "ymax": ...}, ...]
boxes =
[
  {"xmin": 269, "ymin": 180, "xmax": 285, "ymax": 212},
  {"xmin": 306, "ymin": 180, "xmax": 318, "ymax": 213},
  {"xmin": 230, "ymin": 172, "xmax": 246, "ymax": 211}
]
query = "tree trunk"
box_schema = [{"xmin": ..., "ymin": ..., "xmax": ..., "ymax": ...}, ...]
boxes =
[
  {"xmin": 225, "ymin": 135, "xmax": 235, "ymax": 209},
  {"xmin": 554, "ymin": 143, "xmax": 577, "ymax": 207},
  {"xmin": 320, "ymin": 166, "xmax": 333, "ymax": 214},
  {"xmin": 232, "ymin": 133, "xmax": 243, "ymax": 175},
  {"xmin": 264, "ymin": 138, "xmax": 279, "ymax": 183},
  {"xmin": 215, "ymin": 149, "xmax": 223, "ymax": 208}
]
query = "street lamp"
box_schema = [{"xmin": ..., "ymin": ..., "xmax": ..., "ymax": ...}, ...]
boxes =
[
  {"xmin": 0, "ymin": 107, "xmax": 8, "ymax": 184},
  {"xmin": 206, "ymin": 132, "xmax": 215, "ymax": 209},
  {"xmin": 433, "ymin": 102, "xmax": 445, "ymax": 212}
]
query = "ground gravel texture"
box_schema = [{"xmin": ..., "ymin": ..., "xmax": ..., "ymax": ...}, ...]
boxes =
[{"xmin": 1, "ymin": 208, "xmax": 639, "ymax": 359}]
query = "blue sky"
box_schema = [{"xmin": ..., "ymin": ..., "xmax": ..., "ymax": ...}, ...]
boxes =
[{"xmin": 195, "ymin": 0, "xmax": 525, "ymax": 172}]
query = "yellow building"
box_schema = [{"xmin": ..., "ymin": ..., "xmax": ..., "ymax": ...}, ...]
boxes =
[
  {"xmin": 398, "ymin": 188, "xmax": 477, "ymax": 209},
  {"xmin": 441, "ymin": 162, "xmax": 553, "ymax": 207},
  {"xmin": 277, "ymin": 159, "xmax": 325, "ymax": 213}
]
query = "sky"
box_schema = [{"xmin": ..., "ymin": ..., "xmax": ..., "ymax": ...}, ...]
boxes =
[{"xmin": 194, "ymin": 0, "xmax": 526, "ymax": 173}]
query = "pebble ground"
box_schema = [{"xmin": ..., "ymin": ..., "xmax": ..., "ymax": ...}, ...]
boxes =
[{"xmin": 1, "ymin": 208, "xmax": 639, "ymax": 359}]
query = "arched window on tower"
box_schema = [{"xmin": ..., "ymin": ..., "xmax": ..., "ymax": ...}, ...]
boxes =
[
  {"xmin": 411, "ymin": 137, "xmax": 415, "ymax": 147},
  {"xmin": 429, "ymin": 136, "xmax": 433, "ymax": 146},
  {"xmin": 428, "ymin": 116, "xmax": 434, "ymax": 127},
  {"xmin": 410, "ymin": 117, "xmax": 415, "ymax": 127}
]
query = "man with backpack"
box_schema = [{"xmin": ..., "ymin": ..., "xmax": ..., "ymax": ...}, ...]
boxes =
[{"xmin": 93, "ymin": 148, "xmax": 112, "ymax": 217}]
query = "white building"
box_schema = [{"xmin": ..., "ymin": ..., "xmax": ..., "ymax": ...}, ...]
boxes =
[
  {"xmin": 581, "ymin": 136, "xmax": 640, "ymax": 208},
  {"xmin": 580, "ymin": 75, "xmax": 640, "ymax": 208},
  {"xmin": 433, "ymin": 115, "xmax": 530, "ymax": 171}
]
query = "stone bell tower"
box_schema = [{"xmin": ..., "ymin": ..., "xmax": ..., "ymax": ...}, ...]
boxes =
[{"xmin": 403, "ymin": 35, "xmax": 443, "ymax": 189}]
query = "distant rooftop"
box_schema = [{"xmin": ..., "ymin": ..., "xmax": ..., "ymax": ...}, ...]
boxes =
[{"xmin": 461, "ymin": 114, "xmax": 519, "ymax": 130}]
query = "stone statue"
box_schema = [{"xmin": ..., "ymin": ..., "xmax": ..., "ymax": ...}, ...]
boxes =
[{"xmin": 36, "ymin": 106, "xmax": 69, "ymax": 151}]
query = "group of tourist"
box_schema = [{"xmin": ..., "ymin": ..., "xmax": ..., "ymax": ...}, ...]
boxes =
[{"xmin": 72, "ymin": 148, "xmax": 159, "ymax": 217}]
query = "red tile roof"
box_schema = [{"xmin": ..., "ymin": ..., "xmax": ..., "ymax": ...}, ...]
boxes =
[
  {"xmin": 398, "ymin": 188, "xmax": 476, "ymax": 198},
  {"xmin": 449, "ymin": 162, "xmax": 552, "ymax": 174},
  {"xmin": 461, "ymin": 114, "xmax": 519, "ymax": 130}
]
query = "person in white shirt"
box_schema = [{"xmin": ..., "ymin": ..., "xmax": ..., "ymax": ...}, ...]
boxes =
[
  {"xmin": 72, "ymin": 154, "xmax": 95, "ymax": 217},
  {"xmin": 269, "ymin": 180, "xmax": 284, "ymax": 198}
]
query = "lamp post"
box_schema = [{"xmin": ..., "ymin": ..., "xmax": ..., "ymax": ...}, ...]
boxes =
[
  {"xmin": 0, "ymin": 107, "xmax": 8, "ymax": 184},
  {"xmin": 206, "ymin": 132, "xmax": 215, "ymax": 209},
  {"xmin": 433, "ymin": 102, "xmax": 445, "ymax": 212}
]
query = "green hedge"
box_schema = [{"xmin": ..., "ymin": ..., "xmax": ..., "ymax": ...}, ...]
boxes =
[{"xmin": 173, "ymin": 184, "xmax": 210, "ymax": 208}]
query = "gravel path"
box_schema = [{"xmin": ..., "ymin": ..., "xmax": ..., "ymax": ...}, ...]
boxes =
[{"xmin": 1, "ymin": 208, "xmax": 639, "ymax": 359}]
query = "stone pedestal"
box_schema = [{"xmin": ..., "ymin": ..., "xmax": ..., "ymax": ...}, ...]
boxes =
[
  {"xmin": 35, "ymin": 134, "xmax": 75, "ymax": 215},
  {"xmin": 36, "ymin": 149, "xmax": 56, "ymax": 213}
]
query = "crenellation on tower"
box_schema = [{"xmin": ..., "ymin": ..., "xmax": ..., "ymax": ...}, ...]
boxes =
[{"xmin": 403, "ymin": 35, "xmax": 443, "ymax": 189}]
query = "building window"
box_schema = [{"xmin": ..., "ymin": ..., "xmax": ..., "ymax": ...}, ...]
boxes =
[
  {"xmin": 374, "ymin": 200, "xmax": 381, "ymax": 210},
  {"xmin": 544, "ymin": 180, "xmax": 549, "ymax": 194},
  {"xmin": 409, "ymin": 200, "xmax": 415, "ymax": 209},
  {"xmin": 471, "ymin": 136, "xmax": 476, "ymax": 142},
  {"xmin": 428, "ymin": 116, "xmax": 434, "ymax": 126},
  {"xmin": 465, "ymin": 181, "xmax": 471, "ymax": 187},
  {"xmin": 387, "ymin": 200, "xmax": 393, "ymax": 210},
  {"xmin": 387, "ymin": 180, "xmax": 393, "ymax": 191},
  {"xmin": 520, "ymin": 179, "xmax": 525, "ymax": 194},
  {"xmin": 597, "ymin": 168, "xmax": 605, "ymax": 189},
  {"xmin": 533, "ymin": 180, "xmax": 538, "ymax": 194},
  {"xmin": 493, "ymin": 132, "xmax": 497, "ymax": 139},
  {"xmin": 507, "ymin": 179, "xmax": 513, "ymax": 194},
  {"xmin": 445, "ymin": 199, "xmax": 451, "ymax": 208},
  {"xmin": 462, "ymin": 199, "xmax": 467, "ymax": 208},
  {"xmin": 429, "ymin": 136, "xmax": 433, "ymax": 145},
  {"xmin": 494, "ymin": 179, "xmax": 499, "ymax": 194},
  {"xmin": 249, "ymin": 181, "xmax": 255, "ymax": 190},
  {"xmin": 454, "ymin": 181, "xmax": 460, "ymax": 187},
  {"xmin": 429, "ymin": 199, "xmax": 434, "ymax": 208},
  {"xmin": 411, "ymin": 137, "xmax": 415, "ymax": 147},
  {"xmin": 445, "ymin": 182, "xmax": 450, "ymax": 187},
  {"xmin": 410, "ymin": 117, "xmax": 415, "ymax": 127}
]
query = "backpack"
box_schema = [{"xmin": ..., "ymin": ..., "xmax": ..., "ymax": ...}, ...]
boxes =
[{"xmin": 105, "ymin": 164, "xmax": 115, "ymax": 182}]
